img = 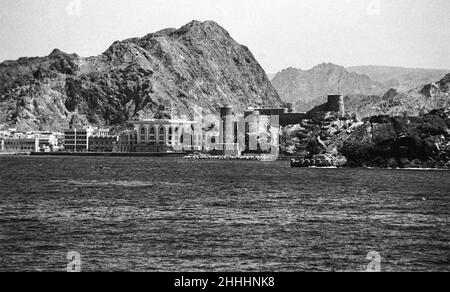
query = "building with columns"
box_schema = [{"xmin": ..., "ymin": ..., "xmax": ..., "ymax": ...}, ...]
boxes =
[{"xmin": 129, "ymin": 119, "xmax": 203, "ymax": 153}]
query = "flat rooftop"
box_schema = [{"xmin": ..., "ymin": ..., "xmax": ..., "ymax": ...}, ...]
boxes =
[{"xmin": 128, "ymin": 119, "xmax": 199, "ymax": 124}]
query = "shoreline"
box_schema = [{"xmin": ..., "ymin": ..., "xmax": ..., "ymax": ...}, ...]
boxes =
[
  {"xmin": 28, "ymin": 152, "xmax": 187, "ymax": 157},
  {"xmin": 1, "ymin": 152, "xmax": 446, "ymax": 171}
]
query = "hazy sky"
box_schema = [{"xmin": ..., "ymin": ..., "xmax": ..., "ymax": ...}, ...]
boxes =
[{"xmin": 0, "ymin": 0, "xmax": 449, "ymax": 73}]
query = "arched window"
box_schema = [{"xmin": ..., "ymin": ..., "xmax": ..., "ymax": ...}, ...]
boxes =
[
  {"xmin": 173, "ymin": 127, "xmax": 179, "ymax": 144},
  {"xmin": 179, "ymin": 128, "xmax": 184, "ymax": 144},
  {"xmin": 149, "ymin": 126, "xmax": 156, "ymax": 142},
  {"xmin": 140, "ymin": 126, "xmax": 147, "ymax": 143},
  {"xmin": 159, "ymin": 126, "xmax": 165, "ymax": 144},
  {"xmin": 168, "ymin": 127, "xmax": 173, "ymax": 145}
]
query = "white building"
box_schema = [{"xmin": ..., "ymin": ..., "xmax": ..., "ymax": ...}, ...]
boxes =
[
  {"xmin": 35, "ymin": 132, "xmax": 59, "ymax": 152},
  {"xmin": 129, "ymin": 119, "xmax": 203, "ymax": 153},
  {"xmin": 64, "ymin": 127, "xmax": 113, "ymax": 152},
  {"xmin": 0, "ymin": 138, "xmax": 39, "ymax": 153}
]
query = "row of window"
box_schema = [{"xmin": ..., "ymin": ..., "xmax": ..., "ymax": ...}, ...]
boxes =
[
  {"xmin": 90, "ymin": 141, "xmax": 115, "ymax": 145},
  {"xmin": 138, "ymin": 126, "xmax": 202, "ymax": 143},
  {"xmin": 2, "ymin": 146, "xmax": 36, "ymax": 150},
  {"xmin": 65, "ymin": 137, "xmax": 88, "ymax": 140},
  {"xmin": 4, "ymin": 142, "xmax": 36, "ymax": 145}
]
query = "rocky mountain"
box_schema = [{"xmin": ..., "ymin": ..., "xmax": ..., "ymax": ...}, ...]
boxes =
[
  {"xmin": 347, "ymin": 65, "xmax": 450, "ymax": 92},
  {"xmin": 267, "ymin": 73, "xmax": 276, "ymax": 81},
  {"xmin": 271, "ymin": 63, "xmax": 388, "ymax": 111},
  {"xmin": 343, "ymin": 73, "xmax": 450, "ymax": 118},
  {"xmin": 0, "ymin": 20, "xmax": 281, "ymax": 131}
]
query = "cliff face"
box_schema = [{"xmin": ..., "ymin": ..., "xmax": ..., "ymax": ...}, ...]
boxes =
[
  {"xmin": 271, "ymin": 63, "xmax": 387, "ymax": 111},
  {"xmin": 0, "ymin": 20, "xmax": 281, "ymax": 131}
]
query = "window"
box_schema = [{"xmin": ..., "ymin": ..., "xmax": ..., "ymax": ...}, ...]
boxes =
[
  {"xmin": 140, "ymin": 126, "xmax": 147, "ymax": 142},
  {"xmin": 168, "ymin": 127, "xmax": 173, "ymax": 144},
  {"xmin": 159, "ymin": 126, "xmax": 165, "ymax": 144},
  {"xmin": 180, "ymin": 132, "xmax": 184, "ymax": 144},
  {"xmin": 173, "ymin": 127, "xmax": 179, "ymax": 143},
  {"xmin": 149, "ymin": 126, "xmax": 156, "ymax": 142}
]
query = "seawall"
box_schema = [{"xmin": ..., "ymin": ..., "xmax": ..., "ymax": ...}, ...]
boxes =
[{"xmin": 30, "ymin": 152, "xmax": 187, "ymax": 157}]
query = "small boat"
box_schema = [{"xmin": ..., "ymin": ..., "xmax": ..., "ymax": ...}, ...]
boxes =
[{"xmin": 290, "ymin": 159, "xmax": 310, "ymax": 168}]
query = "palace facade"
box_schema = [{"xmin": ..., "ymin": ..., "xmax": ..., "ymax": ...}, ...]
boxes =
[{"xmin": 129, "ymin": 119, "xmax": 203, "ymax": 153}]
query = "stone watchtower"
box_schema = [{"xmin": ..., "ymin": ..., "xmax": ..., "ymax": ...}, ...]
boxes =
[
  {"xmin": 286, "ymin": 103, "xmax": 295, "ymax": 113},
  {"xmin": 220, "ymin": 105, "xmax": 234, "ymax": 144},
  {"xmin": 327, "ymin": 94, "xmax": 345, "ymax": 115}
]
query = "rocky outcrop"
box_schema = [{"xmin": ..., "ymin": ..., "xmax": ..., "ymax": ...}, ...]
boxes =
[
  {"xmin": 290, "ymin": 153, "xmax": 348, "ymax": 168},
  {"xmin": 283, "ymin": 109, "xmax": 450, "ymax": 169},
  {"xmin": 341, "ymin": 110, "xmax": 450, "ymax": 168},
  {"xmin": 338, "ymin": 74, "xmax": 450, "ymax": 118},
  {"xmin": 0, "ymin": 20, "xmax": 281, "ymax": 131}
]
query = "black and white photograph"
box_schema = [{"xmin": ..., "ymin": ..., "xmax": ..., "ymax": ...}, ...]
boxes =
[{"xmin": 0, "ymin": 0, "xmax": 449, "ymax": 278}]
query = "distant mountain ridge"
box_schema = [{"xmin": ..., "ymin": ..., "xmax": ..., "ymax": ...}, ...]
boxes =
[
  {"xmin": 271, "ymin": 63, "xmax": 388, "ymax": 111},
  {"xmin": 0, "ymin": 20, "xmax": 281, "ymax": 131},
  {"xmin": 346, "ymin": 65, "xmax": 450, "ymax": 92}
]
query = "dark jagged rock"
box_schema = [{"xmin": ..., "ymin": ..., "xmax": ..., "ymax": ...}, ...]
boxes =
[
  {"xmin": 341, "ymin": 111, "xmax": 449, "ymax": 168},
  {"xmin": 283, "ymin": 108, "xmax": 450, "ymax": 169},
  {"xmin": 368, "ymin": 115, "xmax": 391, "ymax": 124},
  {"xmin": 0, "ymin": 20, "xmax": 281, "ymax": 131},
  {"xmin": 291, "ymin": 153, "xmax": 347, "ymax": 168}
]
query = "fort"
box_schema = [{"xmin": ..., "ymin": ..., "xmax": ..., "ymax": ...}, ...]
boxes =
[
  {"xmin": 240, "ymin": 94, "xmax": 346, "ymax": 127},
  {"xmin": 215, "ymin": 94, "xmax": 347, "ymax": 156}
]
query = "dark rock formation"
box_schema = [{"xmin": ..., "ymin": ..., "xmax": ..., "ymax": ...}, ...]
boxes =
[
  {"xmin": 342, "ymin": 110, "xmax": 450, "ymax": 168},
  {"xmin": 283, "ymin": 108, "xmax": 450, "ymax": 169},
  {"xmin": 0, "ymin": 20, "xmax": 281, "ymax": 131}
]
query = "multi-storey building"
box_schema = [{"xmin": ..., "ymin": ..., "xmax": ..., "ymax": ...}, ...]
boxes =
[
  {"xmin": 64, "ymin": 127, "xmax": 95, "ymax": 152},
  {"xmin": 89, "ymin": 135, "xmax": 118, "ymax": 152},
  {"xmin": 64, "ymin": 127, "xmax": 115, "ymax": 152},
  {"xmin": 0, "ymin": 138, "xmax": 39, "ymax": 153}
]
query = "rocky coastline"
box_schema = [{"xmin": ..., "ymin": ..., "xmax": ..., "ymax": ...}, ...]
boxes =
[{"xmin": 283, "ymin": 109, "xmax": 450, "ymax": 169}]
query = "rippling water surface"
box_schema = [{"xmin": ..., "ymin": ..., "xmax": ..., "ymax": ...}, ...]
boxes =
[{"xmin": 0, "ymin": 156, "xmax": 448, "ymax": 272}]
